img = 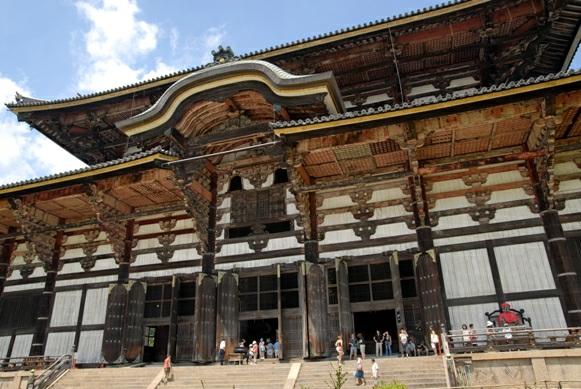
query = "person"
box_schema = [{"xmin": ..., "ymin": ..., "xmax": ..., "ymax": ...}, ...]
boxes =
[
  {"xmin": 335, "ymin": 335, "xmax": 344, "ymax": 364},
  {"xmin": 405, "ymin": 336, "xmax": 416, "ymax": 357},
  {"xmin": 430, "ymin": 327, "xmax": 440, "ymax": 356},
  {"xmin": 250, "ymin": 341, "xmax": 258, "ymax": 364},
  {"xmin": 259, "ymin": 338, "xmax": 266, "ymax": 360},
  {"xmin": 357, "ymin": 333, "xmax": 366, "ymax": 359},
  {"xmin": 218, "ymin": 338, "xmax": 226, "ymax": 365},
  {"xmin": 349, "ymin": 333, "xmax": 358, "ymax": 360},
  {"xmin": 469, "ymin": 324, "xmax": 478, "ymax": 346},
  {"xmin": 355, "ymin": 357, "xmax": 366, "ymax": 386},
  {"xmin": 273, "ymin": 340, "xmax": 280, "ymax": 359},
  {"xmin": 163, "ymin": 354, "xmax": 172, "ymax": 384},
  {"xmin": 371, "ymin": 358, "xmax": 379, "ymax": 384},
  {"xmin": 399, "ymin": 328, "xmax": 408, "ymax": 357},
  {"xmin": 417, "ymin": 341, "xmax": 429, "ymax": 356},
  {"xmin": 502, "ymin": 323, "xmax": 513, "ymax": 343},
  {"xmin": 266, "ymin": 339, "xmax": 274, "ymax": 358},
  {"xmin": 239, "ymin": 339, "xmax": 249, "ymax": 364},
  {"xmin": 383, "ymin": 330, "xmax": 392, "ymax": 356},
  {"xmin": 461, "ymin": 324, "xmax": 470, "ymax": 346},
  {"xmin": 373, "ymin": 330, "xmax": 382, "ymax": 357}
]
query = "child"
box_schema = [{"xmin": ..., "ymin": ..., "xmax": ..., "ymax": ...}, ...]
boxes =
[
  {"xmin": 355, "ymin": 357, "xmax": 366, "ymax": 386},
  {"xmin": 163, "ymin": 354, "xmax": 172, "ymax": 384},
  {"xmin": 371, "ymin": 358, "xmax": 379, "ymax": 384}
]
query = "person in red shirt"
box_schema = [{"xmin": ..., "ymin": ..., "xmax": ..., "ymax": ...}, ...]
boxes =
[{"xmin": 163, "ymin": 354, "xmax": 172, "ymax": 383}]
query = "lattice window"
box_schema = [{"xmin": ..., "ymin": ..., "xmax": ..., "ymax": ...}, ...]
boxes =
[{"xmin": 230, "ymin": 186, "xmax": 287, "ymax": 224}]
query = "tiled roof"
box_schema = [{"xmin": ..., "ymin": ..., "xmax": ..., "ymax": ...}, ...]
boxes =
[
  {"xmin": 0, "ymin": 146, "xmax": 176, "ymax": 191},
  {"xmin": 271, "ymin": 69, "xmax": 581, "ymax": 129},
  {"xmin": 6, "ymin": 0, "xmax": 471, "ymax": 109}
]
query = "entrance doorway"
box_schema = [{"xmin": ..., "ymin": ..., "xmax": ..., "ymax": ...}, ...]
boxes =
[
  {"xmin": 143, "ymin": 325, "xmax": 169, "ymax": 362},
  {"xmin": 353, "ymin": 309, "xmax": 398, "ymax": 354},
  {"xmin": 239, "ymin": 318, "xmax": 278, "ymax": 346}
]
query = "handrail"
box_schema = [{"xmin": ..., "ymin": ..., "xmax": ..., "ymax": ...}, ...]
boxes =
[
  {"xmin": 31, "ymin": 353, "xmax": 72, "ymax": 389},
  {"xmin": 440, "ymin": 380, "xmax": 581, "ymax": 389}
]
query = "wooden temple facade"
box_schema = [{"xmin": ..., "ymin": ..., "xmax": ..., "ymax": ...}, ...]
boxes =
[{"xmin": 1, "ymin": 0, "xmax": 581, "ymax": 364}]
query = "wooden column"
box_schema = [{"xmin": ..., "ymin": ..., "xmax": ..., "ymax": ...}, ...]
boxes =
[
  {"xmin": 215, "ymin": 271, "xmax": 239, "ymax": 357},
  {"xmin": 30, "ymin": 230, "xmax": 65, "ymax": 356},
  {"xmin": 336, "ymin": 258, "xmax": 354, "ymax": 344},
  {"xmin": 193, "ymin": 273, "xmax": 217, "ymax": 362},
  {"xmin": 0, "ymin": 237, "xmax": 16, "ymax": 297},
  {"xmin": 388, "ymin": 251, "xmax": 406, "ymax": 330},
  {"xmin": 118, "ymin": 220, "xmax": 135, "ymax": 284},
  {"xmin": 202, "ymin": 169, "xmax": 218, "ymax": 274},
  {"xmin": 410, "ymin": 176, "xmax": 448, "ymax": 331},
  {"xmin": 167, "ymin": 276, "xmax": 180, "ymax": 360},
  {"xmin": 276, "ymin": 264, "xmax": 283, "ymax": 360}
]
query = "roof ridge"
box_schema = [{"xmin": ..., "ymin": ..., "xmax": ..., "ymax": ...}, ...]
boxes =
[
  {"xmin": 0, "ymin": 146, "xmax": 176, "ymax": 191},
  {"xmin": 270, "ymin": 69, "xmax": 581, "ymax": 129},
  {"xmin": 6, "ymin": 0, "xmax": 472, "ymax": 109}
]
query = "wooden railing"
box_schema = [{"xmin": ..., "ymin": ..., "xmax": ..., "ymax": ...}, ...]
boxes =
[
  {"xmin": 31, "ymin": 353, "xmax": 72, "ymax": 389},
  {"xmin": 445, "ymin": 326, "xmax": 581, "ymax": 354},
  {"xmin": 0, "ymin": 355, "xmax": 58, "ymax": 371}
]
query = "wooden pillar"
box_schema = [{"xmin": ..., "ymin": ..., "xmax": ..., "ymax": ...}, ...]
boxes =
[
  {"xmin": 30, "ymin": 230, "xmax": 65, "ymax": 356},
  {"xmin": 336, "ymin": 258, "xmax": 354, "ymax": 345},
  {"xmin": 410, "ymin": 176, "xmax": 447, "ymax": 331},
  {"xmin": 528, "ymin": 159, "xmax": 581, "ymax": 326},
  {"xmin": 216, "ymin": 271, "xmax": 239, "ymax": 357},
  {"xmin": 541, "ymin": 209, "xmax": 581, "ymax": 326},
  {"xmin": 276, "ymin": 264, "xmax": 283, "ymax": 360},
  {"xmin": 167, "ymin": 276, "xmax": 180, "ymax": 360},
  {"xmin": 193, "ymin": 273, "xmax": 217, "ymax": 362},
  {"xmin": 0, "ymin": 237, "xmax": 16, "ymax": 297},
  {"xmin": 388, "ymin": 252, "xmax": 406, "ymax": 330},
  {"xmin": 117, "ymin": 220, "xmax": 135, "ymax": 284}
]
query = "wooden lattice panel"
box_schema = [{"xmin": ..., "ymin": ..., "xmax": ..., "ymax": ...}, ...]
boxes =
[
  {"xmin": 305, "ymin": 162, "xmax": 342, "ymax": 178},
  {"xmin": 417, "ymin": 143, "xmax": 451, "ymax": 160},
  {"xmin": 304, "ymin": 149, "xmax": 336, "ymax": 165},
  {"xmin": 370, "ymin": 139, "xmax": 400, "ymax": 155},
  {"xmin": 455, "ymin": 124, "xmax": 493, "ymax": 140},
  {"xmin": 333, "ymin": 144, "xmax": 372, "ymax": 160},
  {"xmin": 454, "ymin": 138, "xmax": 490, "ymax": 155},
  {"xmin": 495, "ymin": 117, "xmax": 532, "ymax": 134},
  {"xmin": 556, "ymin": 108, "xmax": 577, "ymax": 139},
  {"xmin": 569, "ymin": 119, "xmax": 581, "ymax": 137},
  {"xmin": 491, "ymin": 130, "xmax": 528, "ymax": 149},
  {"xmin": 340, "ymin": 158, "xmax": 376, "ymax": 174},
  {"xmin": 452, "ymin": 31, "xmax": 480, "ymax": 47},
  {"xmin": 427, "ymin": 130, "xmax": 453, "ymax": 145},
  {"xmin": 374, "ymin": 151, "xmax": 408, "ymax": 167}
]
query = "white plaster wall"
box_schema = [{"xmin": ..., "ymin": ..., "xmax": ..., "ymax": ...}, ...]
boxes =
[
  {"xmin": 441, "ymin": 249, "xmax": 495, "ymax": 299},
  {"xmin": 448, "ymin": 303, "xmax": 499, "ymax": 331},
  {"xmin": 492, "ymin": 206, "xmax": 535, "ymax": 224},
  {"xmin": 320, "ymin": 212, "xmax": 357, "ymax": 227},
  {"xmin": 432, "ymin": 196, "xmax": 472, "ymax": 212},
  {"xmin": 77, "ymin": 330, "xmax": 103, "ymax": 364},
  {"xmin": 0, "ymin": 337, "xmax": 10, "ymax": 358},
  {"xmin": 10, "ymin": 334, "xmax": 32, "ymax": 358},
  {"xmin": 434, "ymin": 214, "xmax": 480, "ymax": 230},
  {"xmin": 511, "ymin": 297, "xmax": 567, "ymax": 331},
  {"xmin": 50, "ymin": 290, "xmax": 82, "ymax": 327},
  {"xmin": 495, "ymin": 242, "xmax": 556, "ymax": 293},
  {"xmin": 82, "ymin": 288, "xmax": 108, "ymax": 325},
  {"xmin": 370, "ymin": 205, "xmax": 410, "ymax": 220},
  {"xmin": 318, "ymin": 195, "xmax": 353, "ymax": 210},
  {"xmin": 489, "ymin": 188, "xmax": 531, "ymax": 204},
  {"xmin": 44, "ymin": 332, "xmax": 75, "ymax": 357}
]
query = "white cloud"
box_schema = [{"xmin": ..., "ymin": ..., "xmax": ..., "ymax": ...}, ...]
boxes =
[
  {"xmin": 200, "ymin": 27, "xmax": 226, "ymax": 64},
  {"xmin": 75, "ymin": 0, "xmax": 175, "ymax": 92},
  {"xmin": 0, "ymin": 76, "xmax": 85, "ymax": 186}
]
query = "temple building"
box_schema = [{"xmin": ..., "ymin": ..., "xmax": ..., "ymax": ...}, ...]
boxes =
[{"xmin": 1, "ymin": 0, "xmax": 581, "ymax": 365}]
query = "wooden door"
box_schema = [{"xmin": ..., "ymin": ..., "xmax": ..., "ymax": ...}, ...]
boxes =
[
  {"xmin": 123, "ymin": 281, "xmax": 146, "ymax": 362},
  {"xmin": 415, "ymin": 251, "xmax": 446, "ymax": 330},
  {"xmin": 176, "ymin": 320, "xmax": 194, "ymax": 361},
  {"xmin": 101, "ymin": 284, "xmax": 127, "ymax": 363}
]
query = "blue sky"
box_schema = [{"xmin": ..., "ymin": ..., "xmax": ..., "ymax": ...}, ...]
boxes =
[{"xmin": 0, "ymin": 0, "xmax": 579, "ymax": 185}]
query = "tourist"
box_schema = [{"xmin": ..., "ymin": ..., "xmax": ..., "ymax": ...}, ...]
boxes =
[
  {"xmin": 349, "ymin": 333, "xmax": 358, "ymax": 360},
  {"xmin": 266, "ymin": 338, "xmax": 274, "ymax": 358},
  {"xmin": 461, "ymin": 324, "xmax": 470, "ymax": 346},
  {"xmin": 405, "ymin": 336, "xmax": 416, "ymax": 357},
  {"xmin": 469, "ymin": 324, "xmax": 478, "ymax": 346},
  {"xmin": 357, "ymin": 333, "xmax": 366, "ymax": 359},
  {"xmin": 335, "ymin": 335, "xmax": 344, "ymax": 364},
  {"xmin": 373, "ymin": 330, "xmax": 383, "ymax": 357},
  {"xmin": 274, "ymin": 340, "xmax": 280, "ymax": 359},
  {"xmin": 502, "ymin": 323, "xmax": 513, "ymax": 343},
  {"xmin": 239, "ymin": 339, "xmax": 249, "ymax": 364},
  {"xmin": 399, "ymin": 328, "xmax": 408, "ymax": 357},
  {"xmin": 250, "ymin": 341, "xmax": 258, "ymax": 364},
  {"xmin": 218, "ymin": 338, "xmax": 226, "ymax": 365},
  {"xmin": 383, "ymin": 330, "xmax": 392, "ymax": 356},
  {"xmin": 371, "ymin": 358, "xmax": 379, "ymax": 384},
  {"xmin": 354, "ymin": 357, "xmax": 366, "ymax": 386},
  {"xmin": 163, "ymin": 354, "xmax": 172, "ymax": 384},
  {"xmin": 430, "ymin": 327, "xmax": 440, "ymax": 356},
  {"xmin": 259, "ymin": 338, "xmax": 266, "ymax": 360}
]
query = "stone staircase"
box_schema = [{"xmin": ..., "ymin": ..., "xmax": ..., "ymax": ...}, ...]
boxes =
[
  {"xmin": 163, "ymin": 362, "xmax": 291, "ymax": 388},
  {"xmin": 294, "ymin": 356, "xmax": 448, "ymax": 389},
  {"xmin": 52, "ymin": 366, "xmax": 161, "ymax": 389}
]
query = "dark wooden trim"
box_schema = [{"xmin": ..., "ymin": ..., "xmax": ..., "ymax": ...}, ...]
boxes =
[
  {"xmin": 73, "ymin": 285, "xmax": 88, "ymax": 351},
  {"xmin": 47, "ymin": 324, "xmax": 105, "ymax": 333},
  {"xmin": 447, "ymin": 289, "xmax": 561, "ymax": 307},
  {"xmin": 118, "ymin": 220, "xmax": 135, "ymax": 284},
  {"xmin": 486, "ymin": 240, "xmax": 504, "ymax": 308},
  {"xmin": 0, "ymin": 237, "xmax": 16, "ymax": 297}
]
